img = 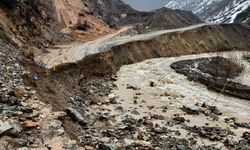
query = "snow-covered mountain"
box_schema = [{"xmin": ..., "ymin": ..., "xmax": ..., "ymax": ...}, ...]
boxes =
[{"xmin": 165, "ymin": 0, "xmax": 250, "ymax": 23}]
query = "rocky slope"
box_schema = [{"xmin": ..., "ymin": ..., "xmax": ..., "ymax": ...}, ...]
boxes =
[
  {"xmin": 0, "ymin": 0, "xmax": 114, "ymax": 50},
  {"xmin": 0, "ymin": 0, "xmax": 202, "ymax": 50},
  {"xmin": 0, "ymin": 0, "xmax": 250, "ymax": 149},
  {"xmin": 235, "ymin": 6, "xmax": 250, "ymax": 25},
  {"xmin": 165, "ymin": 0, "xmax": 250, "ymax": 23},
  {"xmin": 86, "ymin": 0, "xmax": 202, "ymax": 32}
]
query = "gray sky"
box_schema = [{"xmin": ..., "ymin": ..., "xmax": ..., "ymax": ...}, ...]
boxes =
[{"xmin": 122, "ymin": 0, "xmax": 170, "ymax": 11}]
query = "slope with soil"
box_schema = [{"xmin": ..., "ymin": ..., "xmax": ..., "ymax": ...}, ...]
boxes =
[
  {"xmin": 51, "ymin": 24, "xmax": 250, "ymax": 79},
  {"xmin": 0, "ymin": 0, "xmax": 250, "ymax": 149}
]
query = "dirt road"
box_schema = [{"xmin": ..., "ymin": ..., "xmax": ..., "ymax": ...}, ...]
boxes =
[{"xmin": 36, "ymin": 23, "xmax": 210, "ymax": 69}]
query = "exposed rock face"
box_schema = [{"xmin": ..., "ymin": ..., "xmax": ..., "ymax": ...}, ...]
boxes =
[{"xmin": 235, "ymin": 6, "xmax": 250, "ymax": 25}]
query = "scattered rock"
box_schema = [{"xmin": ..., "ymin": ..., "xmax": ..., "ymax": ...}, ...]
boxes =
[
  {"xmin": 0, "ymin": 94, "xmax": 9, "ymax": 103},
  {"xmin": 66, "ymin": 107, "xmax": 87, "ymax": 126},
  {"xmin": 149, "ymin": 81, "xmax": 155, "ymax": 87},
  {"xmin": 176, "ymin": 144, "xmax": 186, "ymax": 150},
  {"xmin": 126, "ymin": 84, "xmax": 140, "ymax": 90},
  {"xmin": 131, "ymin": 110, "xmax": 140, "ymax": 115},
  {"xmin": 0, "ymin": 122, "xmax": 13, "ymax": 136},
  {"xmin": 98, "ymin": 143, "xmax": 116, "ymax": 150},
  {"xmin": 0, "ymin": 121, "xmax": 21, "ymax": 137},
  {"xmin": 187, "ymin": 126, "xmax": 234, "ymax": 141},
  {"xmin": 180, "ymin": 106, "xmax": 199, "ymax": 115},
  {"xmin": 21, "ymin": 120, "xmax": 39, "ymax": 129},
  {"xmin": 242, "ymin": 132, "xmax": 250, "ymax": 141},
  {"xmin": 173, "ymin": 116, "xmax": 186, "ymax": 124}
]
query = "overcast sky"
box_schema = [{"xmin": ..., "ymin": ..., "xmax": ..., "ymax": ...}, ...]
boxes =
[{"xmin": 123, "ymin": 0, "xmax": 170, "ymax": 11}]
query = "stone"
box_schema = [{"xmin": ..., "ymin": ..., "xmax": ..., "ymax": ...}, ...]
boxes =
[
  {"xmin": 180, "ymin": 106, "xmax": 199, "ymax": 115},
  {"xmin": 21, "ymin": 121, "xmax": 39, "ymax": 129},
  {"xmin": 98, "ymin": 143, "xmax": 116, "ymax": 150},
  {"xmin": 131, "ymin": 110, "xmax": 140, "ymax": 115},
  {"xmin": 0, "ymin": 121, "xmax": 21, "ymax": 137},
  {"xmin": 0, "ymin": 94, "xmax": 9, "ymax": 103},
  {"xmin": 153, "ymin": 127, "xmax": 167, "ymax": 133},
  {"xmin": 9, "ymin": 122, "xmax": 22, "ymax": 136},
  {"xmin": 31, "ymin": 75, "xmax": 39, "ymax": 81},
  {"xmin": 124, "ymin": 139, "xmax": 135, "ymax": 147},
  {"xmin": 85, "ymin": 146, "xmax": 94, "ymax": 150},
  {"xmin": 149, "ymin": 81, "xmax": 155, "ymax": 87},
  {"xmin": 66, "ymin": 107, "xmax": 87, "ymax": 126},
  {"xmin": 0, "ymin": 122, "xmax": 13, "ymax": 136},
  {"xmin": 100, "ymin": 137, "xmax": 110, "ymax": 143},
  {"xmin": 173, "ymin": 117, "xmax": 186, "ymax": 124},
  {"xmin": 176, "ymin": 144, "xmax": 186, "ymax": 150},
  {"xmin": 108, "ymin": 93, "xmax": 118, "ymax": 100},
  {"xmin": 17, "ymin": 147, "xmax": 29, "ymax": 150}
]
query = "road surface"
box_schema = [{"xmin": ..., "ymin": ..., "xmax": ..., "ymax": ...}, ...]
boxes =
[{"xmin": 36, "ymin": 23, "xmax": 211, "ymax": 69}]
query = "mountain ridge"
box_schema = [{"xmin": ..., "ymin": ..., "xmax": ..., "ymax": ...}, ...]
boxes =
[{"xmin": 165, "ymin": 0, "xmax": 250, "ymax": 23}]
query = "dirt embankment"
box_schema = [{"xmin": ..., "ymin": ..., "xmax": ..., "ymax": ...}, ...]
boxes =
[
  {"xmin": 0, "ymin": 0, "xmax": 201, "ymax": 54},
  {"xmin": 0, "ymin": 0, "xmax": 114, "ymax": 55},
  {"xmin": 52, "ymin": 24, "xmax": 250, "ymax": 79}
]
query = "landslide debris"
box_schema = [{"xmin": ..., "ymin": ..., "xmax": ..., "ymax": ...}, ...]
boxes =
[
  {"xmin": 0, "ymin": 0, "xmax": 250, "ymax": 149},
  {"xmin": 0, "ymin": 0, "xmax": 114, "ymax": 52},
  {"xmin": 0, "ymin": 40, "xmax": 81, "ymax": 149}
]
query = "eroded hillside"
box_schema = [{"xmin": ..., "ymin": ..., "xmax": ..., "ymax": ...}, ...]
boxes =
[{"xmin": 0, "ymin": 0, "xmax": 250, "ymax": 149}]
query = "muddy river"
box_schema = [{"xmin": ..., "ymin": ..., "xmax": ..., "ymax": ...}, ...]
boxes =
[{"xmin": 99, "ymin": 51, "xmax": 250, "ymax": 149}]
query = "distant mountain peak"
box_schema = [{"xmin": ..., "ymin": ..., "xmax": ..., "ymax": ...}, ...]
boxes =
[{"xmin": 165, "ymin": 0, "xmax": 250, "ymax": 23}]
